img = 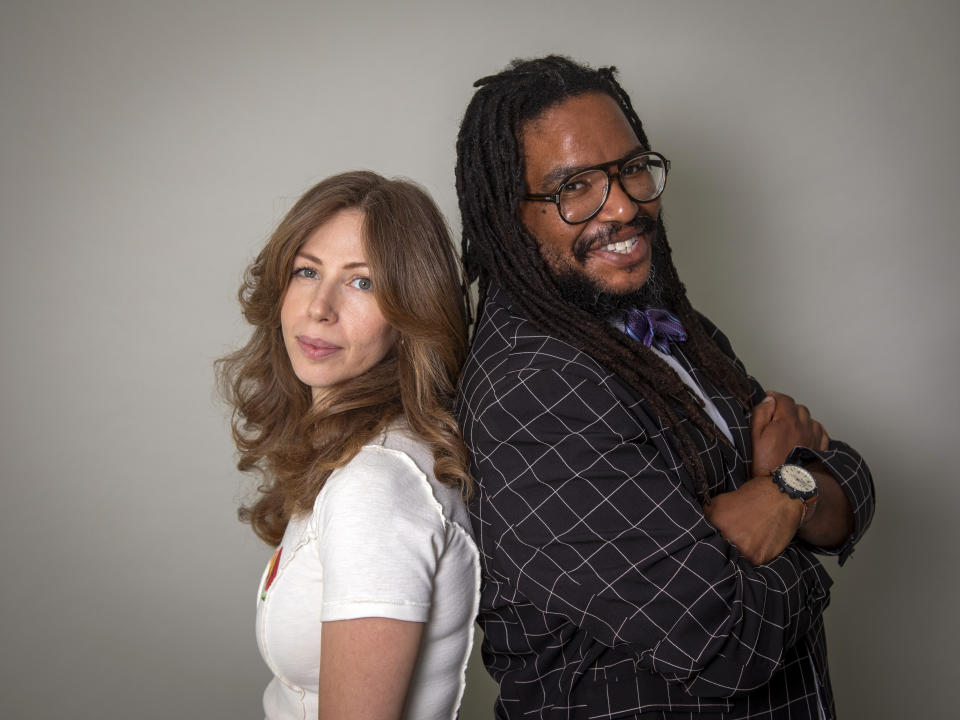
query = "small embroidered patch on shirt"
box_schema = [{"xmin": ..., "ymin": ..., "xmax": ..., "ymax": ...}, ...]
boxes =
[{"xmin": 261, "ymin": 547, "xmax": 282, "ymax": 601}]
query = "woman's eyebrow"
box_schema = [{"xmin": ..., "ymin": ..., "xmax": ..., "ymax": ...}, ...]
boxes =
[{"xmin": 295, "ymin": 252, "xmax": 368, "ymax": 270}]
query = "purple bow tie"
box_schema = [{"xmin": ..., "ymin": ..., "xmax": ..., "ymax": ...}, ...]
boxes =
[{"xmin": 625, "ymin": 308, "xmax": 688, "ymax": 354}]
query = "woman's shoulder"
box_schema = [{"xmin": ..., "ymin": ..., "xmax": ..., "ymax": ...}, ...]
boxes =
[
  {"xmin": 374, "ymin": 422, "xmax": 473, "ymax": 532},
  {"xmin": 314, "ymin": 422, "xmax": 471, "ymax": 535}
]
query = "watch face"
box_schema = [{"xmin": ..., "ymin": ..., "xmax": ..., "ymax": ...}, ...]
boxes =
[{"xmin": 780, "ymin": 465, "xmax": 817, "ymax": 493}]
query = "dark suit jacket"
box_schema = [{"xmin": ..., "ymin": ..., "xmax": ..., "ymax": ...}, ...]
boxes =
[{"xmin": 456, "ymin": 284, "xmax": 875, "ymax": 719}]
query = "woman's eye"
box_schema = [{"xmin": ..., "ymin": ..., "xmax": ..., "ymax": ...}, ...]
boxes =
[
  {"xmin": 292, "ymin": 266, "xmax": 318, "ymax": 279},
  {"xmin": 349, "ymin": 277, "xmax": 373, "ymax": 291}
]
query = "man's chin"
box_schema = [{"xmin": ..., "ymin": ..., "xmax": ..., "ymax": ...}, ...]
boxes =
[
  {"xmin": 552, "ymin": 264, "xmax": 663, "ymax": 318},
  {"xmin": 542, "ymin": 217, "xmax": 669, "ymax": 317}
]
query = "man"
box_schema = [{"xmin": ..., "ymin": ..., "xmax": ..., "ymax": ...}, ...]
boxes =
[{"xmin": 455, "ymin": 56, "xmax": 874, "ymax": 719}]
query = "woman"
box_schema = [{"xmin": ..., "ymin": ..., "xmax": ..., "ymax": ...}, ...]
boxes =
[{"xmin": 218, "ymin": 171, "xmax": 478, "ymax": 719}]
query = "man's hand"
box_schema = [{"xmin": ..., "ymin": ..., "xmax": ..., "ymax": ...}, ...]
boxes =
[
  {"xmin": 751, "ymin": 391, "xmax": 830, "ymax": 477},
  {"xmin": 704, "ymin": 476, "xmax": 805, "ymax": 565},
  {"xmin": 710, "ymin": 391, "xmax": 849, "ymax": 564}
]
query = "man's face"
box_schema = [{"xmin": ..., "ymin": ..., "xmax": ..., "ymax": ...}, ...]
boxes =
[{"xmin": 519, "ymin": 92, "xmax": 662, "ymax": 299}]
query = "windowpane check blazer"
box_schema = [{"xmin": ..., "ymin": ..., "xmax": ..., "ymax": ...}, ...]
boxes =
[{"xmin": 456, "ymin": 284, "xmax": 875, "ymax": 719}]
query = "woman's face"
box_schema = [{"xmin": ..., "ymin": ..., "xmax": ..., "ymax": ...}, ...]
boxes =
[{"xmin": 280, "ymin": 209, "xmax": 398, "ymax": 403}]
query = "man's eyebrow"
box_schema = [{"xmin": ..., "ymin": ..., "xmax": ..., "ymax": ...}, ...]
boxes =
[
  {"xmin": 539, "ymin": 146, "xmax": 647, "ymax": 189},
  {"xmin": 541, "ymin": 164, "xmax": 586, "ymax": 188},
  {"xmin": 295, "ymin": 252, "xmax": 368, "ymax": 269}
]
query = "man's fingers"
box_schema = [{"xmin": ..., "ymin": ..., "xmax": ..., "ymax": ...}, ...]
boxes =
[
  {"xmin": 751, "ymin": 395, "xmax": 776, "ymax": 435},
  {"xmin": 769, "ymin": 392, "xmax": 797, "ymax": 419}
]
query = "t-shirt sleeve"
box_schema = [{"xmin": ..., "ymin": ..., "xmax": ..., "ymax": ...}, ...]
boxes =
[{"xmin": 312, "ymin": 446, "xmax": 444, "ymax": 623}]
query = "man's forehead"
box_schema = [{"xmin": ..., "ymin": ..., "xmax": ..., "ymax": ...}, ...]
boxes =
[{"xmin": 520, "ymin": 92, "xmax": 643, "ymax": 187}]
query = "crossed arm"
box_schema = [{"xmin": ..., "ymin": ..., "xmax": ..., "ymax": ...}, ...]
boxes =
[{"xmin": 705, "ymin": 390, "xmax": 854, "ymax": 565}]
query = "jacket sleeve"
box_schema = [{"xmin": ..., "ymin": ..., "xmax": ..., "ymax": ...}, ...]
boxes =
[
  {"xmin": 469, "ymin": 365, "xmax": 833, "ymax": 697},
  {"xmin": 788, "ymin": 442, "xmax": 875, "ymax": 564}
]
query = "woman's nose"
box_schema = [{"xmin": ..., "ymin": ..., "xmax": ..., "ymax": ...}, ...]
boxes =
[{"xmin": 307, "ymin": 285, "xmax": 337, "ymax": 323}]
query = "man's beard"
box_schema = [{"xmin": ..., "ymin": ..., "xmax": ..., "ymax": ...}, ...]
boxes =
[{"xmin": 542, "ymin": 214, "xmax": 669, "ymax": 318}]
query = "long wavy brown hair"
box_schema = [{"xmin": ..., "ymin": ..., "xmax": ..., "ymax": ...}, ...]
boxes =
[{"xmin": 217, "ymin": 171, "xmax": 471, "ymax": 546}]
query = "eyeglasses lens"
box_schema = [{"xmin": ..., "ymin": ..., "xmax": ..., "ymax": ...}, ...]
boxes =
[
  {"xmin": 560, "ymin": 156, "xmax": 667, "ymax": 223},
  {"xmin": 560, "ymin": 171, "xmax": 607, "ymax": 223}
]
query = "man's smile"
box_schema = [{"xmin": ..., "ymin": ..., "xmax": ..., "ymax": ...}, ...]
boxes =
[
  {"xmin": 591, "ymin": 232, "xmax": 649, "ymax": 268},
  {"xmin": 573, "ymin": 212, "xmax": 658, "ymax": 265},
  {"xmin": 601, "ymin": 235, "xmax": 639, "ymax": 254}
]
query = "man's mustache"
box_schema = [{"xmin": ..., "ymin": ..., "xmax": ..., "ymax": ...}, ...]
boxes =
[{"xmin": 572, "ymin": 213, "xmax": 660, "ymax": 264}]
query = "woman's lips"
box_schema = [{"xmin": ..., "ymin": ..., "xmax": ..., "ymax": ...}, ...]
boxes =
[{"xmin": 296, "ymin": 336, "xmax": 341, "ymax": 360}]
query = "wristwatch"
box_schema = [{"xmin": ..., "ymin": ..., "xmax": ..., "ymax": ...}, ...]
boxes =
[{"xmin": 771, "ymin": 463, "xmax": 818, "ymax": 525}]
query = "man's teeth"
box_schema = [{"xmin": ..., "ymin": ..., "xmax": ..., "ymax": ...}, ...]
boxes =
[{"xmin": 602, "ymin": 236, "xmax": 638, "ymax": 254}]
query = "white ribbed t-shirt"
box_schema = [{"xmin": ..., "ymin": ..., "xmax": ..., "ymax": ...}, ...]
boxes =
[{"xmin": 254, "ymin": 426, "xmax": 479, "ymax": 720}]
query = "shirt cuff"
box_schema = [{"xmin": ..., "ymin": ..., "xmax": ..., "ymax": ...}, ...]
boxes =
[{"xmin": 319, "ymin": 599, "xmax": 431, "ymax": 623}]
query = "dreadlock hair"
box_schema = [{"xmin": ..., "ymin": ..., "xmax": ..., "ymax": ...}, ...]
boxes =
[{"xmin": 455, "ymin": 55, "xmax": 753, "ymax": 500}]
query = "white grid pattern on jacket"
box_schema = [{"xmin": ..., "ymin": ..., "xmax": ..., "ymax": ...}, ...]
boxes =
[{"xmin": 457, "ymin": 285, "xmax": 875, "ymax": 719}]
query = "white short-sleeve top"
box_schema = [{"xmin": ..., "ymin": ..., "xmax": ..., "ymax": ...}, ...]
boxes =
[{"xmin": 255, "ymin": 425, "xmax": 480, "ymax": 720}]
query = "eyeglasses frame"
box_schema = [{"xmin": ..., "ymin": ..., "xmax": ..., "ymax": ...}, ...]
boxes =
[{"xmin": 523, "ymin": 150, "xmax": 671, "ymax": 225}]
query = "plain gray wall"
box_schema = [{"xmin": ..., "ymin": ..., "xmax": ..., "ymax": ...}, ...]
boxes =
[{"xmin": 1, "ymin": 1, "xmax": 956, "ymax": 717}]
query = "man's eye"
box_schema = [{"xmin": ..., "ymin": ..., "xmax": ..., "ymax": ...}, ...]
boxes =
[
  {"xmin": 561, "ymin": 170, "xmax": 603, "ymax": 197},
  {"xmin": 622, "ymin": 161, "xmax": 649, "ymax": 177},
  {"xmin": 292, "ymin": 266, "xmax": 318, "ymax": 279},
  {"xmin": 349, "ymin": 277, "xmax": 373, "ymax": 291}
]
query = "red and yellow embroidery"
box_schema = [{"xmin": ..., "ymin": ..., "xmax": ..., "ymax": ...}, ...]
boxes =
[{"xmin": 261, "ymin": 547, "xmax": 282, "ymax": 601}]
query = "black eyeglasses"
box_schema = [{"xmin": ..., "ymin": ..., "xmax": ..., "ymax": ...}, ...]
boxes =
[{"xmin": 523, "ymin": 151, "xmax": 670, "ymax": 224}]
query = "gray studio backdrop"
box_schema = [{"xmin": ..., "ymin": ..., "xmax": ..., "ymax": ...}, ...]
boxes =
[{"xmin": 1, "ymin": 1, "xmax": 956, "ymax": 717}]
